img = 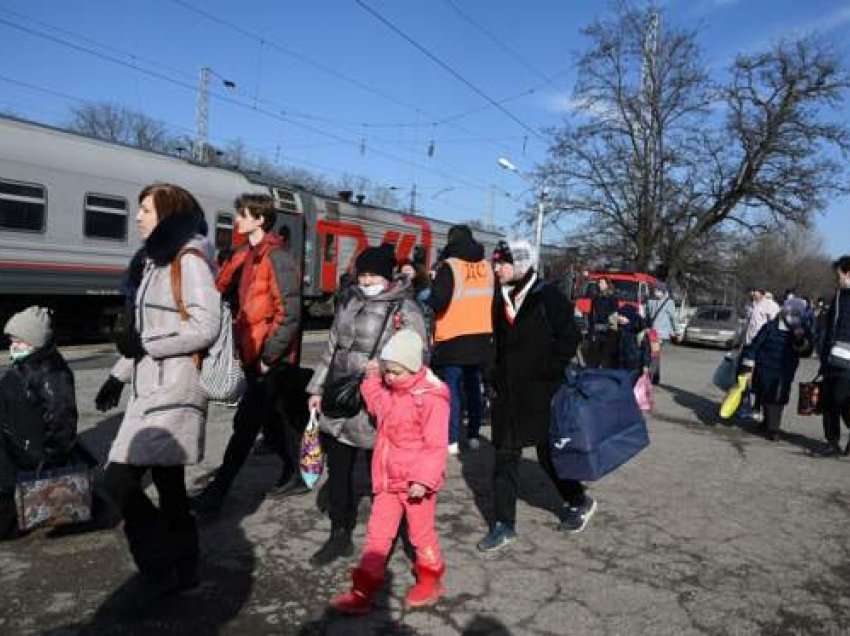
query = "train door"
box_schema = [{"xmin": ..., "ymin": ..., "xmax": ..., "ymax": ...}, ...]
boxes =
[{"xmin": 273, "ymin": 204, "xmax": 305, "ymax": 365}]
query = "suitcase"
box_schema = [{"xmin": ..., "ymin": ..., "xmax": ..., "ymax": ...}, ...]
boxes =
[{"xmin": 550, "ymin": 368, "xmax": 650, "ymax": 482}]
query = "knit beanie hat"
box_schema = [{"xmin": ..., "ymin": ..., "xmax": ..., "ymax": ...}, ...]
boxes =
[
  {"xmin": 492, "ymin": 240, "xmax": 536, "ymax": 281},
  {"xmin": 447, "ymin": 224, "xmax": 473, "ymax": 246},
  {"xmin": 355, "ymin": 245, "xmax": 395, "ymax": 281},
  {"xmin": 4, "ymin": 306, "xmax": 53, "ymax": 348},
  {"xmin": 380, "ymin": 329, "xmax": 423, "ymax": 373}
]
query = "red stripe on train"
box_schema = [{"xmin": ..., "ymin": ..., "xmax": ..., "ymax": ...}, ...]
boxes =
[{"xmin": 0, "ymin": 260, "xmax": 124, "ymax": 274}]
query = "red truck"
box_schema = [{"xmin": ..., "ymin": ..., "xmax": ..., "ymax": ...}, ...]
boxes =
[{"xmin": 573, "ymin": 271, "xmax": 659, "ymax": 318}]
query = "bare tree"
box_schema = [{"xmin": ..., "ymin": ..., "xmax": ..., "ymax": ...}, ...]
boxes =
[
  {"xmin": 538, "ymin": 3, "xmax": 850, "ymax": 287},
  {"xmin": 68, "ymin": 102, "xmax": 173, "ymax": 152}
]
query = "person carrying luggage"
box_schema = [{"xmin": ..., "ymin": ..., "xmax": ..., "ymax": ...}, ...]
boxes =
[
  {"xmin": 818, "ymin": 256, "xmax": 850, "ymax": 455},
  {"xmin": 742, "ymin": 298, "xmax": 813, "ymax": 440},
  {"xmin": 191, "ymin": 193, "xmax": 303, "ymax": 513},
  {"xmin": 0, "ymin": 307, "xmax": 78, "ymax": 539},
  {"xmin": 477, "ymin": 240, "xmax": 594, "ymax": 554}
]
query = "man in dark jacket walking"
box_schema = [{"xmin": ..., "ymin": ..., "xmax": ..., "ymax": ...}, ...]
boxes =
[
  {"xmin": 477, "ymin": 241, "xmax": 595, "ymax": 553},
  {"xmin": 192, "ymin": 194, "xmax": 303, "ymax": 512},
  {"xmin": 427, "ymin": 225, "xmax": 494, "ymax": 455},
  {"xmin": 0, "ymin": 306, "xmax": 77, "ymax": 539},
  {"xmin": 818, "ymin": 255, "xmax": 850, "ymax": 455}
]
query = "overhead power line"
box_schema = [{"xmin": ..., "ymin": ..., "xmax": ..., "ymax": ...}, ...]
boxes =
[
  {"xmin": 0, "ymin": 14, "xmax": 514, "ymax": 198},
  {"xmin": 167, "ymin": 0, "xmax": 531, "ymax": 156},
  {"xmin": 354, "ymin": 0, "xmax": 545, "ymax": 141},
  {"xmin": 441, "ymin": 0, "xmax": 551, "ymax": 83}
]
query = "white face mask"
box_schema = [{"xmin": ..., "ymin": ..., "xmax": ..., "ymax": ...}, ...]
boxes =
[
  {"xmin": 9, "ymin": 342, "xmax": 34, "ymax": 362},
  {"xmin": 360, "ymin": 283, "xmax": 385, "ymax": 297}
]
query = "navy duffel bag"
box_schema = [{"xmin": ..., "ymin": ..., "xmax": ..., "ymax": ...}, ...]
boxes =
[{"xmin": 549, "ymin": 368, "xmax": 650, "ymax": 481}]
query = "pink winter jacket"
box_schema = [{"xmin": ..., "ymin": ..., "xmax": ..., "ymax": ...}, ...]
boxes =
[{"xmin": 361, "ymin": 367, "xmax": 450, "ymax": 494}]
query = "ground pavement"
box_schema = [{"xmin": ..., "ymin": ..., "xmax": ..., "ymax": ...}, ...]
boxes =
[{"xmin": 1, "ymin": 340, "xmax": 849, "ymax": 635}]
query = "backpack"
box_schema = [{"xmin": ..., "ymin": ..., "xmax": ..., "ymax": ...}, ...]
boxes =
[
  {"xmin": 549, "ymin": 368, "xmax": 649, "ymax": 481},
  {"xmin": 172, "ymin": 248, "xmax": 247, "ymax": 403}
]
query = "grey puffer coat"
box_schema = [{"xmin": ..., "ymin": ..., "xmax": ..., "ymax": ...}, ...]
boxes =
[
  {"xmin": 307, "ymin": 280, "xmax": 426, "ymax": 448},
  {"xmin": 109, "ymin": 234, "xmax": 221, "ymax": 466}
]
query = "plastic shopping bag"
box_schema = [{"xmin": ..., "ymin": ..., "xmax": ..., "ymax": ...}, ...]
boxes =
[
  {"xmin": 633, "ymin": 371, "xmax": 654, "ymax": 412},
  {"xmin": 712, "ymin": 353, "xmax": 739, "ymax": 392},
  {"xmin": 719, "ymin": 374, "xmax": 749, "ymax": 419},
  {"xmin": 299, "ymin": 409, "xmax": 324, "ymax": 490}
]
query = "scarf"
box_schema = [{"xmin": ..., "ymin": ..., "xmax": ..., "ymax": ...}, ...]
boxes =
[{"xmin": 501, "ymin": 271, "xmax": 538, "ymax": 324}]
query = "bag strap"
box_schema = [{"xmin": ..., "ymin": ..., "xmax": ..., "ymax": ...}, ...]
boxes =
[
  {"xmin": 170, "ymin": 247, "xmax": 208, "ymax": 369},
  {"xmin": 369, "ymin": 301, "xmax": 401, "ymax": 359},
  {"xmin": 649, "ymin": 297, "xmax": 669, "ymax": 326}
]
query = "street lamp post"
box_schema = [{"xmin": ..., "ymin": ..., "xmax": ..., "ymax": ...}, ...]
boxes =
[{"xmin": 497, "ymin": 157, "xmax": 545, "ymax": 272}]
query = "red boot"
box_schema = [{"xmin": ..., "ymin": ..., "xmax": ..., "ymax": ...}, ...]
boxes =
[
  {"xmin": 405, "ymin": 562, "xmax": 445, "ymax": 608},
  {"xmin": 330, "ymin": 567, "xmax": 384, "ymax": 615}
]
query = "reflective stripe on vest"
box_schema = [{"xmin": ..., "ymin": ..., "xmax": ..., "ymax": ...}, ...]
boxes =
[{"xmin": 434, "ymin": 257, "xmax": 494, "ymax": 342}]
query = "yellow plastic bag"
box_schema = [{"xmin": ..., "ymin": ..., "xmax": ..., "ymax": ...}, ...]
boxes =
[{"xmin": 719, "ymin": 374, "xmax": 749, "ymax": 419}]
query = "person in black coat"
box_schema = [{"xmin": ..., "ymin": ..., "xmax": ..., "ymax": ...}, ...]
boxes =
[
  {"xmin": 742, "ymin": 298, "xmax": 813, "ymax": 440},
  {"xmin": 587, "ymin": 277, "xmax": 619, "ymax": 368},
  {"xmin": 477, "ymin": 240, "xmax": 596, "ymax": 553},
  {"xmin": 0, "ymin": 306, "xmax": 77, "ymax": 539},
  {"xmin": 818, "ymin": 256, "xmax": 850, "ymax": 455},
  {"xmin": 608, "ymin": 305, "xmax": 652, "ymax": 380}
]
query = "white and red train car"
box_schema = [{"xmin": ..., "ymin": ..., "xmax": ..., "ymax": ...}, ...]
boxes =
[{"xmin": 0, "ymin": 115, "xmax": 504, "ymax": 339}]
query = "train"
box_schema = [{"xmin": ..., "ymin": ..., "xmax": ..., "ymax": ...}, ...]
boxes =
[{"xmin": 0, "ymin": 115, "xmax": 511, "ymax": 339}]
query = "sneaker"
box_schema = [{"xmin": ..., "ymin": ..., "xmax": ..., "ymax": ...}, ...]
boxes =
[
  {"xmin": 476, "ymin": 522, "xmax": 517, "ymax": 552},
  {"xmin": 751, "ymin": 411, "xmax": 763, "ymax": 424},
  {"xmin": 448, "ymin": 442, "xmax": 459, "ymax": 456},
  {"xmin": 467, "ymin": 438, "xmax": 481, "ymax": 451},
  {"xmin": 558, "ymin": 496, "xmax": 597, "ymax": 534},
  {"xmin": 822, "ymin": 441, "xmax": 842, "ymax": 457}
]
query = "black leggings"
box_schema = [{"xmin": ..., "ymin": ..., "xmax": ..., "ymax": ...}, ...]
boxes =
[
  {"xmin": 493, "ymin": 442, "xmax": 586, "ymax": 528},
  {"xmin": 321, "ymin": 433, "xmax": 371, "ymax": 529},
  {"xmin": 104, "ymin": 462, "xmax": 197, "ymax": 576}
]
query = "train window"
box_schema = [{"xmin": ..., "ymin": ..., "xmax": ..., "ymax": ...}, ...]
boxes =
[
  {"xmin": 215, "ymin": 213, "xmax": 234, "ymax": 251},
  {"xmin": 84, "ymin": 193, "xmax": 127, "ymax": 240},
  {"xmin": 272, "ymin": 187, "xmax": 299, "ymax": 214},
  {"xmin": 0, "ymin": 179, "xmax": 46, "ymax": 232},
  {"xmin": 323, "ymin": 233, "xmax": 336, "ymax": 262}
]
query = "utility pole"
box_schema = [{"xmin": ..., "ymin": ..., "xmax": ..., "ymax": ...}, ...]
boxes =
[
  {"xmin": 194, "ymin": 66, "xmax": 210, "ymax": 163},
  {"xmin": 486, "ymin": 186, "xmax": 494, "ymax": 230},
  {"xmin": 409, "ymin": 183, "xmax": 417, "ymax": 214}
]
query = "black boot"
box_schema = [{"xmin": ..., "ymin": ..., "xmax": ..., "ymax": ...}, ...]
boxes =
[
  {"xmin": 173, "ymin": 515, "xmax": 200, "ymax": 591},
  {"xmin": 268, "ymin": 472, "xmax": 310, "ymax": 499},
  {"xmin": 189, "ymin": 482, "xmax": 227, "ymax": 515},
  {"xmin": 123, "ymin": 518, "xmax": 179, "ymax": 595},
  {"xmin": 0, "ymin": 494, "xmax": 17, "ymax": 541},
  {"xmin": 309, "ymin": 524, "xmax": 354, "ymax": 567}
]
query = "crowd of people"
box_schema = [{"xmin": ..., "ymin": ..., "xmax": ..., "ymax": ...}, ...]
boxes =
[{"xmin": 1, "ymin": 181, "xmax": 849, "ymax": 617}]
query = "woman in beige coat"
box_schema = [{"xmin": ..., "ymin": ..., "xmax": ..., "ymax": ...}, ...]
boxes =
[{"xmin": 95, "ymin": 183, "xmax": 220, "ymax": 593}]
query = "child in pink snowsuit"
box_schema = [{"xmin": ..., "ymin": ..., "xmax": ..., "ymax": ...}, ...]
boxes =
[{"xmin": 330, "ymin": 329, "xmax": 450, "ymax": 614}]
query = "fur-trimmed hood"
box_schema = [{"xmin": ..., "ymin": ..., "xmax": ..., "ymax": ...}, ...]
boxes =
[{"xmin": 144, "ymin": 211, "xmax": 209, "ymax": 266}]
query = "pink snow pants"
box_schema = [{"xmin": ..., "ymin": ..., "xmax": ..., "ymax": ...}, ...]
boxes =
[{"xmin": 359, "ymin": 491, "xmax": 443, "ymax": 578}]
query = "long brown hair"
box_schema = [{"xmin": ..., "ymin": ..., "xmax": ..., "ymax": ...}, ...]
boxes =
[{"xmin": 139, "ymin": 183, "xmax": 203, "ymax": 222}]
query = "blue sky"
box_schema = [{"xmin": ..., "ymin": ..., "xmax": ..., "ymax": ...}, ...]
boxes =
[{"xmin": 0, "ymin": 0, "xmax": 848, "ymax": 255}]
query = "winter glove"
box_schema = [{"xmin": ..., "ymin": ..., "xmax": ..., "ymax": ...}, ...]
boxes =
[
  {"xmin": 95, "ymin": 375, "xmax": 124, "ymax": 412},
  {"xmin": 113, "ymin": 320, "xmax": 145, "ymax": 360}
]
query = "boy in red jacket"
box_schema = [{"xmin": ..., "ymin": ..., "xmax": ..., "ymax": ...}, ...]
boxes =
[{"xmin": 330, "ymin": 329, "xmax": 450, "ymax": 614}]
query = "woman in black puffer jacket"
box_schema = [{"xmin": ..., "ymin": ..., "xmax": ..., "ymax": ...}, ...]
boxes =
[{"xmin": 0, "ymin": 306, "xmax": 77, "ymax": 539}]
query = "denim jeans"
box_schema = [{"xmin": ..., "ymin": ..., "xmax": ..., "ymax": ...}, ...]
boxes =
[{"xmin": 437, "ymin": 365, "xmax": 482, "ymax": 444}]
